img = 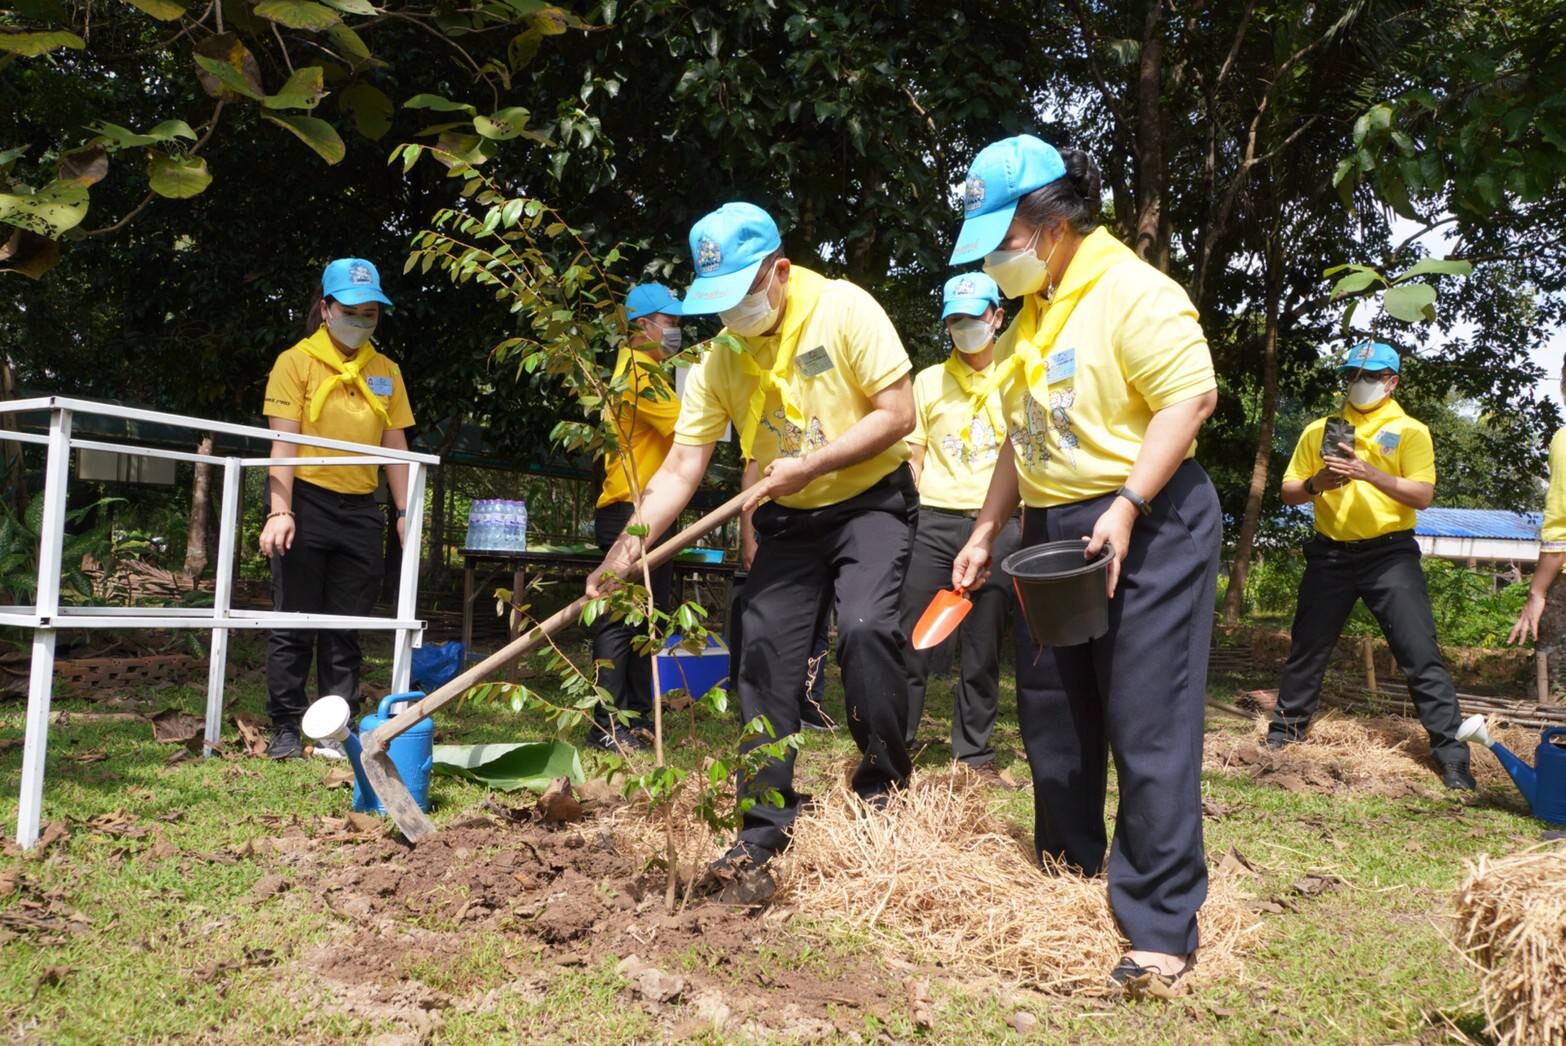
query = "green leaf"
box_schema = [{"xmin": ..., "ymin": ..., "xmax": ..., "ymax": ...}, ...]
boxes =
[
  {"xmin": 122, "ymin": 0, "xmax": 186, "ymax": 20},
  {"xmin": 254, "ymin": 0, "xmax": 339, "ymax": 30},
  {"xmin": 262, "ymin": 65, "xmax": 326, "ymax": 110},
  {"xmin": 192, "ymin": 36, "xmax": 265, "ymax": 101},
  {"xmin": 89, "ymin": 119, "xmax": 197, "ymax": 150},
  {"xmin": 0, "ymin": 30, "xmax": 84, "ymax": 55},
  {"xmin": 326, "ymin": 23, "xmax": 372, "ymax": 64},
  {"xmin": 404, "ymin": 93, "xmax": 475, "ymax": 114},
  {"xmin": 338, "ymin": 82, "xmax": 392, "ymax": 140},
  {"xmin": 1381, "ymin": 282, "xmax": 1438, "ymax": 324},
  {"xmin": 1330, "ymin": 270, "xmax": 1380, "ymax": 299},
  {"xmin": 262, "ymin": 113, "xmax": 346, "ymax": 163},
  {"xmin": 1394, "ymin": 257, "xmax": 1473, "ymax": 282},
  {"xmin": 0, "ymin": 179, "xmax": 89, "ymax": 236},
  {"xmin": 473, "ymin": 106, "xmax": 532, "ymax": 140},
  {"xmin": 320, "ymin": 0, "xmax": 375, "ymax": 12},
  {"xmin": 431, "ymin": 741, "xmax": 584, "ymax": 791},
  {"xmin": 147, "ymin": 152, "xmax": 212, "ymax": 198},
  {"xmin": 530, "ymin": 6, "xmax": 579, "ymax": 34}
]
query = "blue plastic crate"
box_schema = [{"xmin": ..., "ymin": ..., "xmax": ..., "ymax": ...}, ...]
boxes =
[{"xmin": 655, "ymin": 632, "xmax": 730, "ymax": 699}]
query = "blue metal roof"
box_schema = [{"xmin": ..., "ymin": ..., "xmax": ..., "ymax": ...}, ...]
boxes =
[{"xmin": 1413, "ymin": 508, "xmax": 1541, "ymax": 541}]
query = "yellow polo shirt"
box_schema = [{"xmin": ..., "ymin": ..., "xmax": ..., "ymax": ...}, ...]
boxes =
[
  {"xmin": 1539, "ymin": 427, "xmax": 1566, "ymax": 552},
  {"xmin": 999, "ymin": 257, "xmax": 1215, "ymax": 507},
  {"xmin": 1284, "ymin": 398, "xmax": 1435, "ymax": 542},
  {"xmin": 598, "ymin": 346, "xmax": 680, "ymax": 508},
  {"xmin": 674, "ymin": 270, "xmax": 911, "ymax": 509},
  {"xmin": 262, "ymin": 327, "xmax": 414, "ymax": 494},
  {"xmin": 909, "ymin": 352, "xmax": 1011, "ymax": 511}
]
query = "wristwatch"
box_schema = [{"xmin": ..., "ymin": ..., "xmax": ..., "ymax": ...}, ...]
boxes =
[
  {"xmin": 1303, "ymin": 477, "xmax": 1317, "ymax": 496},
  {"xmin": 395, "ymin": 507, "xmax": 407, "ymax": 519},
  {"xmin": 1116, "ymin": 486, "xmax": 1152, "ymax": 517}
]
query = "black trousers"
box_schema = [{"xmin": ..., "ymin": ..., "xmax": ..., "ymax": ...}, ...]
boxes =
[
  {"xmin": 899, "ymin": 507, "xmax": 1020, "ymax": 765},
  {"xmin": 592, "ymin": 500, "xmax": 675, "ymax": 733},
  {"xmin": 1268, "ymin": 531, "xmax": 1467, "ymax": 766},
  {"xmin": 728, "ymin": 580, "xmax": 832, "ymax": 714},
  {"xmin": 1015, "ymin": 460, "xmax": 1220, "ymax": 955},
  {"xmin": 736, "ymin": 465, "xmax": 918, "ymax": 853},
  {"xmin": 267, "ymin": 479, "xmax": 385, "ymax": 727}
]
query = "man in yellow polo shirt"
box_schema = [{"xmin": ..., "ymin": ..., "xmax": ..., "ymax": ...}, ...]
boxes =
[
  {"xmin": 588, "ymin": 202, "xmax": 917, "ymax": 873},
  {"xmin": 588, "ymin": 282, "xmax": 684, "ymax": 753},
  {"xmin": 1269, "ymin": 341, "xmax": 1473, "ymax": 789},
  {"xmin": 900, "ymin": 272, "xmax": 1020, "ymax": 771}
]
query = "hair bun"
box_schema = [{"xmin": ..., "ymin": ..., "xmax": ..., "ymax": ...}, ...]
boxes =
[{"xmin": 1059, "ymin": 147, "xmax": 1102, "ymax": 219}]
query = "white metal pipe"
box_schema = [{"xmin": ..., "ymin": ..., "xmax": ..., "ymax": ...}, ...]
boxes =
[
  {"xmin": 0, "ymin": 430, "xmax": 49, "ymax": 447},
  {"xmin": 39, "ymin": 614, "xmax": 425, "ymax": 631},
  {"xmin": 390, "ymin": 461, "xmax": 427, "ymax": 693},
  {"xmin": 70, "ymin": 439, "xmax": 226, "ymax": 467},
  {"xmin": 204, "ymin": 458, "xmax": 241, "ymax": 755},
  {"xmin": 0, "ymin": 396, "xmax": 438, "ymax": 463},
  {"xmin": 17, "ymin": 408, "xmax": 72, "ymax": 850},
  {"xmin": 238, "ymin": 455, "xmax": 412, "ymax": 468}
]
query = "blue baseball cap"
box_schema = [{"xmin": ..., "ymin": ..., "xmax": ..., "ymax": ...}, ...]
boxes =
[
  {"xmin": 950, "ymin": 135, "xmax": 1068, "ymax": 266},
  {"xmin": 940, "ymin": 272, "xmax": 1002, "ymax": 319},
  {"xmin": 322, "ymin": 257, "xmax": 393, "ymax": 307},
  {"xmin": 1338, "ymin": 340, "xmax": 1401, "ymax": 373},
  {"xmin": 681, "ymin": 202, "xmax": 782, "ymax": 315},
  {"xmin": 624, "ymin": 282, "xmax": 684, "ymax": 322}
]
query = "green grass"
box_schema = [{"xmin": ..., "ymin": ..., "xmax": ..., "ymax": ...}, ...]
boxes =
[{"xmin": 0, "ymin": 636, "xmax": 1542, "ymax": 1042}]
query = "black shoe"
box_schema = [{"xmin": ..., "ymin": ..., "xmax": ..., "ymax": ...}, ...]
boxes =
[
  {"xmin": 1110, "ymin": 954, "xmax": 1193, "ymax": 992},
  {"xmin": 697, "ymin": 841, "xmax": 777, "ymax": 905},
  {"xmin": 587, "ymin": 727, "xmax": 649, "ymax": 753},
  {"xmin": 266, "ymin": 723, "xmax": 303, "ymax": 760},
  {"xmin": 1264, "ymin": 733, "xmax": 1295, "ymax": 751},
  {"xmin": 1441, "ymin": 763, "xmax": 1477, "ymax": 791}
]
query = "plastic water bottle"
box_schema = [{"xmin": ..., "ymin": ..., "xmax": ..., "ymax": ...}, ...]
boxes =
[{"xmin": 515, "ymin": 500, "xmax": 528, "ymax": 552}]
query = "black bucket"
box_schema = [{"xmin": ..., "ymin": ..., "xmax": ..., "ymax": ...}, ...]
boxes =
[{"xmin": 1002, "ymin": 540, "xmax": 1112, "ymax": 648}]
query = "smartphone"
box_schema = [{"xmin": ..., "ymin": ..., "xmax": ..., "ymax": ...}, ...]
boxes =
[{"xmin": 1322, "ymin": 416, "xmax": 1355, "ymax": 459}]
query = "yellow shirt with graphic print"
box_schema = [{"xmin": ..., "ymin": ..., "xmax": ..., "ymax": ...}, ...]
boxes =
[
  {"xmin": 674, "ymin": 268, "xmax": 911, "ymax": 510},
  {"xmin": 909, "ymin": 352, "xmax": 1012, "ymax": 511},
  {"xmin": 262, "ymin": 327, "xmax": 415, "ymax": 494},
  {"xmin": 598, "ymin": 347, "xmax": 680, "ymax": 509},
  {"xmin": 1543, "ymin": 427, "xmax": 1566, "ymax": 552},
  {"xmin": 996, "ymin": 256, "xmax": 1215, "ymax": 507},
  {"xmin": 1284, "ymin": 398, "xmax": 1435, "ymax": 542}
]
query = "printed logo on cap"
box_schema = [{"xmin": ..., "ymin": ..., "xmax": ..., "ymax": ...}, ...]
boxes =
[
  {"xmin": 954, "ymin": 276, "xmax": 977, "ymax": 297},
  {"xmin": 964, "ymin": 176, "xmax": 986, "ymax": 214},
  {"xmin": 696, "ymin": 236, "xmax": 723, "ymax": 276},
  {"xmin": 350, "ymin": 263, "xmax": 373, "ymax": 285}
]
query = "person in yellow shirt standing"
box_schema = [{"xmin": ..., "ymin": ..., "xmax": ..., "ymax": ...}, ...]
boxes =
[
  {"xmin": 259, "ymin": 258, "xmax": 415, "ymax": 759},
  {"xmin": 900, "ymin": 272, "xmax": 1020, "ymax": 770},
  {"xmin": 588, "ymin": 202, "xmax": 917, "ymax": 874},
  {"xmin": 948, "ymin": 136, "xmax": 1220, "ymax": 988},
  {"xmin": 1270, "ymin": 341, "xmax": 1473, "ymax": 789},
  {"xmin": 1508, "ymin": 359, "xmax": 1566, "ymax": 645},
  {"xmin": 589, "ymin": 283, "xmax": 684, "ymax": 753}
]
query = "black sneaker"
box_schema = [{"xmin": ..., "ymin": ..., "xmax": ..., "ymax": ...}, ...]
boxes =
[
  {"xmin": 1441, "ymin": 763, "xmax": 1477, "ymax": 791},
  {"xmin": 587, "ymin": 727, "xmax": 650, "ymax": 754},
  {"xmin": 698, "ymin": 840, "xmax": 777, "ymax": 905},
  {"xmin": 800, "ymin": 702, "xmax": 833, "ymax": 731},
  {"xmin": 1264, "ymin": 733, "xmax": 1296, "ymax": 751},
  {"xmin": 266, "ymin": 723, "xmax": 304, "ymax": 760}
]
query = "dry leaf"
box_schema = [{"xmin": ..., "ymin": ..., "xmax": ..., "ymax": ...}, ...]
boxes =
[
  {"xmin": 323, "ymin": 768, "xmax": 356, "ymax": 789},
  {"xmin": 1289, "ymin": 873, "xmax": 1343, "ymax": 898},
  {"xmin": 66, "ymin": 748, "xmax": 108, "ymax": 764},
  {"xmin": 1215, "ymin": 847, "xmax": 1260, "ymax": 880},
  {"xmin": 34, "ymin": 821, "xmax": 69, "ymax": 856},
  {"xmin": 31, "ymin": 964, "xmax": 71, "ymax": 996},
  {"xmin": 230, "ymin": 713, "xmax": 269, "ymax": 758},
  {"xmin": 537, "ymin": 778, "xmax": 584, "ymax": 824},
  {"xmin": 345, "ymin": 812, "xmax": 382, "ymax": 834},
  {"xmin": 0, "ymin": 866, "xmax": 20, "ymax": 896},
  {"xmin": 905, "ymin": 976, "xmax": 935, "ymax": 1030},
  {"xmin": 149, "ymin": 708, "xmax": 205, "ymax": 750}
]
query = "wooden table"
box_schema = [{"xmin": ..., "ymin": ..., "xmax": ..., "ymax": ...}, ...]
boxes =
[{"xmin": 459, "ymin": 548, "xmax": 741, "ymax": 658}]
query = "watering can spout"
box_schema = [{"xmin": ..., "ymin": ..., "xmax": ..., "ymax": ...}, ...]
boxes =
[
  {"xmin": 1456, "ymin": 713, "xmax": 1538, "ymax": 809},
  {"xmin": 303, "ymin": 695, "xmax": 375, "ymax": 806}
]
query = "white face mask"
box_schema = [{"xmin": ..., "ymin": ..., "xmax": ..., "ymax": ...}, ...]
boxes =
[
  {"xmin": 720, "ymin": 265, "xmax": 782, "ymax": 337},
  {"xmin": 982, "ymin": 226, "xmax": 1059, "ymax": 299},
  {"xmin": 1348, "ymin": 377, "xmax": 1391, "ymax": 410},
  {"xmin": 658, "ymin": 324, "xmax": 683, "ymax": 353},
  {"xmin": 326, "ymin": 309, "xmax": 377, "ymax": 350},
  {"xmin": 949, "ymin": 316, "xmax": 995, "ymax": 353}
]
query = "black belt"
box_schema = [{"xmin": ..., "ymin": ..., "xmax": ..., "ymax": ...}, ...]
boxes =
[{"xmin": 1311, "ymin": 528, "xmax": 1415, "ymax": 550}]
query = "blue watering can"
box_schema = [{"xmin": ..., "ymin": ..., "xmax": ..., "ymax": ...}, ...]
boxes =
[
  {"xmin": 1456, "ymin": 714, "xmax": 1566, "ymax": 826},
  {"xmin": 302, "ymin": 692, "xmax": 435, "ymax": 815}
]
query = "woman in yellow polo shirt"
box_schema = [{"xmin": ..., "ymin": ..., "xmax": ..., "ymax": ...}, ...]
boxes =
[
  {"xmin": 950, "ymin": 136, "xmax": 1220, "ymax": 989},
  {"xmin": 1511, "ymin": 373, "xmax": 1566, "ymax": 644},
  {"xmin": 258, "ymin": 258, "xmax": 415, "ymax": 759}
]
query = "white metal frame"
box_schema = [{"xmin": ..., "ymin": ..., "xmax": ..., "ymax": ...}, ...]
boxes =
[{"xmin": 0, "ymin": 396, "xmax": 438, "ymax": 849}]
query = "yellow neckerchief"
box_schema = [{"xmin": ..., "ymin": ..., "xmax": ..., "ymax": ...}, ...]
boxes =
[
  {"xmin": 942, "ymin": 349, "xmax": 1003, "ymax": 448},
  {"xmin": 299, "ymin": 326, "xmax": 391, "ymax": 426},
  {"xmin": 979, "ymin": 226, "xmax": 1139, "ymax": 404},
  {"xmin": 731, "ymin": 265, "xmax": 828, "ymax": 459}
]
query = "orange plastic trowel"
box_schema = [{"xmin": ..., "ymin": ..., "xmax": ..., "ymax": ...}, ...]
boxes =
[{"xmin": 911, "ymin": 587, "xmax": 971, "ymax": 650}]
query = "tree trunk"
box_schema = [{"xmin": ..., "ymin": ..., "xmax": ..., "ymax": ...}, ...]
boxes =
[
  {"xmin": 182, "ymin": 433, "xmax": 216, "ymax": 581},
  {"xmin": 0, "ymin": 358, "xmax": 24, "ymax": 516},
  {"xmin": 1221, "ymin": 239, "xmax": 1283, "ymax": 625},
  {"xmin": 1133, "ymin": 1, "xmax": 1169, "ymax": 269}
]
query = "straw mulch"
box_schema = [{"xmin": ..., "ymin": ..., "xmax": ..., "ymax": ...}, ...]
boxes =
[
  {"xmin": 1455, "ymin": 842, "xmax": 1566, "ymax": 1045},
  {"xmin": 774, "ymin": 771, "xmax": 1260, "ymax": 996},
  {"xmin": 1206, "ymin": 711, "xmax": 1539, "ymax": 794}
]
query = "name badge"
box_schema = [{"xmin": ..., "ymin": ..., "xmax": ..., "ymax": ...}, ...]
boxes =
[
  {"xmin": 1375, "ymin": 429, "xmax": 1401, "ymax": 453},
  {"xmin": 795, "ymin": 345, "xmax": 835, "ymax": 378},
  {"xmin": 366, "ymin": 375, "xmax": 394, "ymax": 398},
  {"xmin": 1046, "ymin": 347, "xmax": 1076, "ymax": 383}
]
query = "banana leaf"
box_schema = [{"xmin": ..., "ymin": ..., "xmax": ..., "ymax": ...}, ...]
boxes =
[{"xmin": 431, "ymin": 740, "xmax": 583, "ymax": 792}]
